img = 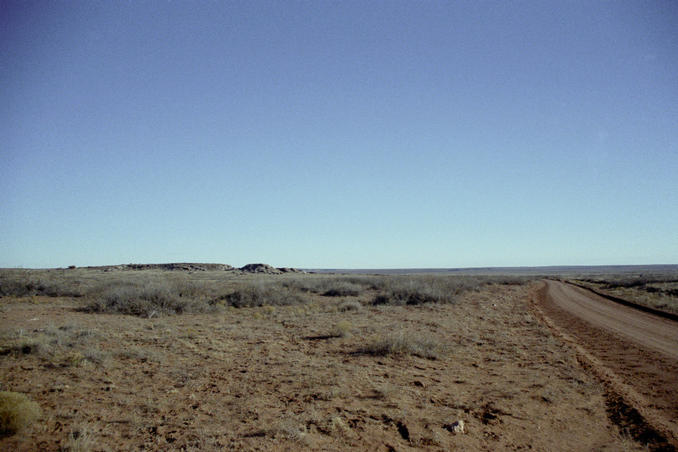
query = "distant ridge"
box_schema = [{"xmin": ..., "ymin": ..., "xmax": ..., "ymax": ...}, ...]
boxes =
[
  {"xmin": 74, "ymin": 262, "xmax": 304, "ymax": 273},
  {"xmin": 82, "ymin": 263, "xmax": 234, "ymax": 272}
]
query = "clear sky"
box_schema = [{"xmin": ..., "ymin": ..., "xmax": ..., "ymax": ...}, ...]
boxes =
[{"xmin": 2, "ymin": 1, "xmax": 677, "ymax": 269}]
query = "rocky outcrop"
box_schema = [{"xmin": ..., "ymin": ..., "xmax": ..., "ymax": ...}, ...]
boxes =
[
  {"xmin": 277, "ymin": 267, "xmax": 304, "ymax": 273},
  {"xmin": 239, "ymin": 263, "xmax": 282, "ymax": 274},
  {"xmin": 238, "ymin": 264, "xmax": 305, "ymax": 274}
]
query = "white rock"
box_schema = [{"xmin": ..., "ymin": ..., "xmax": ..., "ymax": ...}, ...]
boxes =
[{"xmin": 447, "ymin": 420, "xmax": 465, "ymax": 434}]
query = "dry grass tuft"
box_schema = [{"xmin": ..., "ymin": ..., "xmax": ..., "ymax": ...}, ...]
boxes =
[
  {"xmin": 62, "ymin": 424, "xmax": 95, "ymax": 452},
  {"xmin": 0, "ymin": 391, "xmax": 41, "ymax": 435},
  {"xmin": 331, "ymin": 320, "xmax": 353, "ymax": 338},
  {"xmin": 357, "ymin": 332, "xmax": 445, "ymax": 360},
  {"xmin": 338, "ymin": 300, "xmax": 362, "ymax": 312}
]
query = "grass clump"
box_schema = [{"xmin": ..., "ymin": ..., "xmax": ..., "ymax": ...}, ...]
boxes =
[
  {"xmin": 0, "ymin": 391, "xmax": 41, "ymax": 435},
  {"xmin": 357, "ymin": 332, "xmax": 445, "ymax": 360},
  {"xmin": 63, "ymin": 424, "xmax": 95, "ymax": 452},
  {"xmin": 338, "ymin": 300, "xmax": 362, "ymax": 312}
]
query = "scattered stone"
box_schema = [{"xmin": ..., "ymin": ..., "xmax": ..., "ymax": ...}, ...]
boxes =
[{"xmin": 444, "ymin": 420, "xmax": 465, "ymax": 434}]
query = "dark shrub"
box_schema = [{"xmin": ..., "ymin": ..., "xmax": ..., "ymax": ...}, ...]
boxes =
[{"xmin": 216, "ymin": 285, "xmax": 305, "ymax": 308}]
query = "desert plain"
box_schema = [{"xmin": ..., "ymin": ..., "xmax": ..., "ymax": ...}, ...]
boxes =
[{"xmin": 1, "ymin": 264, "xmax": 677, "ymax": 451}]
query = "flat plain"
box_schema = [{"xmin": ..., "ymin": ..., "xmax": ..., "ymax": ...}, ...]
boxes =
[{"xmin": 1, "ymin": 265, "xmax": 676, "ymax": 451}]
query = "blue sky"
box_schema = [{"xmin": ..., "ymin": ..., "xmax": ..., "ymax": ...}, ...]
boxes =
[{"xmin": 2, "ymin": 1, "xmax": 677, "ymax": 268}]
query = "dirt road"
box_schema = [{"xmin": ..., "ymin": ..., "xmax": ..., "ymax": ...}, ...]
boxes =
[
  {"xmin": 538, "ymin": 280, "xmax": 678, "ymax": 450},
  {"xmin": 544, "ymin": 280, "xmax": 678, "ymax": 358}
]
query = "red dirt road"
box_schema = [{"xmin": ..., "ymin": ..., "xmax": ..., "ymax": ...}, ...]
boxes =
[
  {"xmin": 538, "ymin": 280, "xmax": 678, "ymax": 450},
  {"xmin": 545, "ymin": 280, "xmax": 678, "ymax": 359}
]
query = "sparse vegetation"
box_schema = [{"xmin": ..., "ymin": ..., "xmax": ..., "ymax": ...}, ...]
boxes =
[
  {"xmin": 321, "ymin": 282, "xmax": 362, "ymax": 297},
  {"xmin": 0, "ymin": 270, "xmax": 84, "ymax": 298},
  {"xmin": 282, "ymin": 276, "xmax": 375, "ymax": 295},
  {"xmin": 0, "ymin": 391, "xmax": 41, "ymax": 435},
  {"xmin": 331, "ymin": 320, "xmax": 352, "ymax": 338},
  {"xmin": 82, "ymin": 281, "xmax": 215, "ymax": 317},
  {"xmin": 0, "ymin": 265, "xmax": 662, "ymax": 450},
  {"xmin": 574, "ymin": 271, "xmax": 678, "ymax": 314},
  {"xmin": 62, "ymin": 424, "xmax": 95, "ymax": 452},
  {"xmin": 357, "ymin": 332, "xmax": 446, "ymax": 360},
  {"xmin": 0, "ymin": 325, "xmax": 105, "ymax": 367},
  {"xmin": 370, "ymin": 276, "xmax": 463, "ymax": 305},
  {"xmin": 0, "ymin": 267, "xmax": 536, "ymax": 317}
]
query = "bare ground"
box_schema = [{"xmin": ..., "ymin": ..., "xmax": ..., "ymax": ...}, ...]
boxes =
[{"xmin": 1, "ymin": 283, "xmax": 648, "ymax": 451}]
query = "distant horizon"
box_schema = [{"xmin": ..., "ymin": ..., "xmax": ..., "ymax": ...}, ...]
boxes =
[{"xmin": 4, "ymin": 262, "xmax": 677, "ymax": 272}]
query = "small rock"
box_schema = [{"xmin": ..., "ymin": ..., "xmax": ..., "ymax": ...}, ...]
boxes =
[
  {"xmin": 444, "ymin": 420, "xmax": 465, "ymax": 434},
  {"xmin": 396, "ymin": 421, "xmax": 410, "ymax": 440}
]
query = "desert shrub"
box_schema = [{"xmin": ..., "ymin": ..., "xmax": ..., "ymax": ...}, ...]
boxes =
[
  {"xmin": 0, "ymin": 328, "xmax": 51, "ymax": 357},
  {"xmin": 0, "ymin": 391, "xmax": 41, "ymax": 435},
  {"xmin": 83, "ymin": 282, "xmax": 212, "ymax": 317},
  {"xmin": 216, "ymin": 285, "xmax": 305, "ymax": 308},
  {"xmin": 0, "ymin": 339, "xmax": 45, "ymax": 357},
  {"xmin": 0, "ymin": 325, "xmax": 101, "ymax": 359},
  {"xmin": 323, "ymin": 287, "xmax": 360, "ymax": 297},
  {"xmin": 0, "ymin": 277, "xmax": 33, "ymax": 297},
  {"xmin": 371, "ymin": 277, "xmax": 457, "ymax": 305},
  {"xmin": 320, "ymin": 281, "xmax": 363, "ymax": 297},
  {"xmin": 16, "ymin": 339, "xmax": 47, "ymax": 356},
  {"xmin": 338, "ymin": 300, "xmax": 362, "ymax": 312},
  {"xmin": 284, "ymin": 274, "xmax": 489, "ymax": 306},
  {"xmin": 357, "ymin": 333, "xmax": 445, "ymax": 360},
  {"xmin": 282, "ymin": 275, "xmax": 377, "ymax": 295},
  {"xmin": 366, "ymin": 274, "xmax": 528, "ymax": 306}
]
